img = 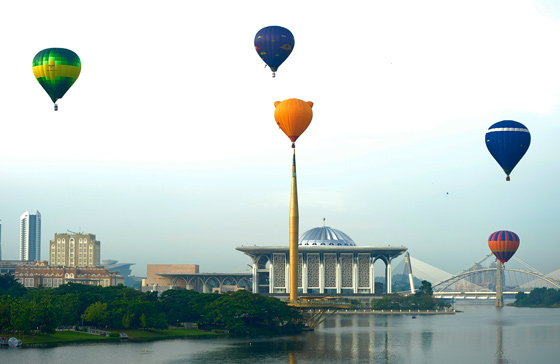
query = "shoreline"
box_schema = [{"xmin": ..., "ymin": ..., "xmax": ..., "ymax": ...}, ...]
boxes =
[
  {"xmin": 333, "ymin": 309, "xmax": 456, "ymax": 315},
  {"xmin": 2, "ymin": 328, "xmax": 221, "ymax": 348}
]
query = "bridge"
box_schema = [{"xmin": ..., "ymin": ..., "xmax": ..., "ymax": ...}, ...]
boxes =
[
  {"xmin": 427, "ymin": 254, "xmax": 560, "ymax": 301},
  {"xmin": 393, "ymin": 253, "xmax": 560, "ymax": 304}
]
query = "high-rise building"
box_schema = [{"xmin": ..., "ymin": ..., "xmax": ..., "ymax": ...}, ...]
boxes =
[
  {"xmin": 49, "ymin": 233, "xmax": 100, "ymax": 267},
  {"xmin": 20, "ymin": 211, "xmax": 41, "ymax": 261}
]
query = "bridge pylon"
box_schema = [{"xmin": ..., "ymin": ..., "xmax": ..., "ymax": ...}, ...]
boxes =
[{"xmin": 496, "ymin": 261, "xmax": 503, "ymax": 307}]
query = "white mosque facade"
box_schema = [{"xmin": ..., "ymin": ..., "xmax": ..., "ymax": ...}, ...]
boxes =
[{"xmin": 236, "ymin": 226, "xmax": 407, "ymax": 296}]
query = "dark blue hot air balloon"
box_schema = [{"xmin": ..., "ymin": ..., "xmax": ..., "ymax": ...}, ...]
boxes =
[
  {"xmin": 254, "ymin": 26, "xmax": 294, "ymax": 77},
  {"xmin": 485, "ymin": 120, "xmax": 531, "ymax": 181}
]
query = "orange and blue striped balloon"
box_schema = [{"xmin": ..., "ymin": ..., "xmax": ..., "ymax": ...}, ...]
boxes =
[{"xmin": 488, "ymin": 230, "xmax": 520, "ymax": 264}]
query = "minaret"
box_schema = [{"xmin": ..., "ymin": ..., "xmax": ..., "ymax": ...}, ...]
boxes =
[{"xmin": 289, "ymin": 146, "xmax": 299, "ymax": 301}]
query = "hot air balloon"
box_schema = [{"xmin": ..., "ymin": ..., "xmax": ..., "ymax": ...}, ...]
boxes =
[
  {"xmin": 255, "ymin": 26, "xmax": 294, "ymax": 77},
  {"xmin": 485, "ymin": 120, "xmax": 530, "ymax": 181},
  {"xmin": 488, "ymin": 230, "xmax": 520, "ymax": 264},
  {"xmin": 274, "ymin": 99, "xmax": 313, "ymax": 146},
  {"xmin": 32, "ymin": 48, "xmax": 81, "ymax": 111}
]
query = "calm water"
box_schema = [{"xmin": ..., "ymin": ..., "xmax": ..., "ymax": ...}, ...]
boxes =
[{"xmin": 2, "ymin": 303, "xmax": 560, "ymax": 364}]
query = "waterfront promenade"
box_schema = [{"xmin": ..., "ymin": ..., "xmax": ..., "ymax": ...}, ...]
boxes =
[{"xmin": 334, "ymin": 308, "xmax": 456, "ymax": 315}]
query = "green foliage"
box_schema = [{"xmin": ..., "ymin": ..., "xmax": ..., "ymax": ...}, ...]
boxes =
[
  {"xmin": 140, "ymin": 313, "xmax": 147, "ymax": 329},
  {"xmin": 371, "ymin": 280, "xmax": 448, "ymax": 311},
  {"xmin": 513, "ymin": 288, "xmax": 560, "ymax": 307},
  {"xmin": 32, "ymin": 296, "xmax": 58, "ymax": 334},
  {"xmin": 84, "ymin": 302, "xmax": 108, "ymax": 326},
  {"xmin": 122, "ymin": 312, "xmax": 131, "ymax": 329},
  {"xmin": 417, "ymin": 280, "xmax": 433, "ymax": 296},
  {"xmin": 203, "ymin": 290, "xmax": 302, "ymax": 335},
  {"xmin": 0, "ymin": 273, "xmax": 26, "ymax": 298},
  {"xmin": 1, "ymin": 283, "xmax": 302, "ymax": 336}
]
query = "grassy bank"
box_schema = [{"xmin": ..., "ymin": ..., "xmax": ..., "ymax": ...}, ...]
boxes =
[{"xmin": 3, "ymin": 328, "xmax": 220, "ymax": 346}]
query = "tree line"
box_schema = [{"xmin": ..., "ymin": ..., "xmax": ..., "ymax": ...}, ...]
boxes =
[
  {"xmin": 0, "ymin": 274, "xmax": 302, "ymax": 335},
  {"xmin": 514, "ymin": 288, "xmax": 560, "ymax": 307}
]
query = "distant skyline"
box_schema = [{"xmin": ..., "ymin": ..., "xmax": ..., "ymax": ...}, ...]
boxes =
[{"xmin": 2, "ymin": 1, "xmax": 560, "ymax": 277}]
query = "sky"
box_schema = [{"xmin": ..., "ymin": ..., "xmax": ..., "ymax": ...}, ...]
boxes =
[{"xmin": 1, "ymin": 1, "xmax": 560, "ymax": 277}]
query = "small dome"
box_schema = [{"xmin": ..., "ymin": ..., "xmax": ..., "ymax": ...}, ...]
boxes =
[{"xmin": 299, "ymin": 226, "xmax": 356, "ymax": 246}]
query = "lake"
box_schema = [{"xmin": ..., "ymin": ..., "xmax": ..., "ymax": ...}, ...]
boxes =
[{"xmin": 2, "ymin": 302, "xmax": 560, "ymax": 364}]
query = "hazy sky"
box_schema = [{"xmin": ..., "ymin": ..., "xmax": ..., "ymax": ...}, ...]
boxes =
[{"xmin": 1, "ymin": 1, "xmax": 560, "ymax": 277}]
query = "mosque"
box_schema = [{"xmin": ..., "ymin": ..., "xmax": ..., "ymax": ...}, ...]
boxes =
[
  {"xmin": 236, "ymin": 224, "xmax": 407, "ymax": 296},
  {"xmin": 145, "ymin": 224, "xmax": 408, "ymax": 300}
]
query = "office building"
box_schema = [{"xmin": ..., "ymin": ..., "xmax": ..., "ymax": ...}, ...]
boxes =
[
  {"xmin": 20, "ymin": 211, "xmax": 41, "ymax": 261},
  {"xmin": 49, "ymin": 233, "xmax": 101, "ymax": 267}
]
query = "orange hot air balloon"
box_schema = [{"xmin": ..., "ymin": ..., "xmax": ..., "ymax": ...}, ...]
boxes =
[
  {"xmin": 488, "ymin": 230, "xmax": 520, "ymax": 264},
  {"xmin": 274, "ymin": 99, "xmax": 313, "ymax": 143}
]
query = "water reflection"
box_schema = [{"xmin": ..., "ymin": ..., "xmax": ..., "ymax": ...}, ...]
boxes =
[{"xmin": 4, "ymin": 306, "xmax": 560, "ymax": 364}]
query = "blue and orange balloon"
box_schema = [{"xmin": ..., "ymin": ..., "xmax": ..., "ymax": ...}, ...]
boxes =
[
  {"xmin": 488, "ymin": 230, "xmax": 520, "ymax": 264},
  {"xmin": 485, "ymin": 120, "xmax": 530, "ymax": 181},
  {"xmin": 255, "ymin": 26, "xmax": 294, "ymax": 77}
]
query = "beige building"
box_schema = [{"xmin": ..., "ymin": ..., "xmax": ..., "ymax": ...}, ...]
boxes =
[
  {"xmin": 49, "ymin": 233, "xmax": 100, "ymax": 267},
  {"xmin": 142, "ymin": 264, "xmax": 199, "ymax": 293},
  {"xmin": 15, "ymin": 261, "xmax": 123, "ymax": 288}
]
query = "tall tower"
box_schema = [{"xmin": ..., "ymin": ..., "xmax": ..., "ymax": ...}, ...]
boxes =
[
  {"xmin": 289, "ymin": 149, "xmax": 299, "ymax": 301},
  {"xmin": 20, "ymin": 211, "xmax": 42, "ymax": 261}
]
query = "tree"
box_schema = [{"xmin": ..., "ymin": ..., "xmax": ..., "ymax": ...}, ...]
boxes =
[
  {"xmin": 0, "ymin": 273, "xmax": 26, "ymax": 298},
  {"xmin": 122, "ymin": 312, "xmax": 131, "ymax": 329},
  {"xmin": 11, "ymin": 301, "xmax": 32, "ymax": 334},
  {"xmin": 84, "ymin": 302, "xmax": 108, "ymax": 327},
  {"xmin": 140, "ymin": 313, "xmax": 147, "ymax": 330},
  {"xmin": 417, "ymin": 280, "xmax": 433, "ymax": 296},
  {"xmin": 0, "ymin": 296, "xmax": 14, "ymax": 332},
  {"xmin": 53, "ymin": 293, "xmax": 81, "ymax": 326},
  {"xmin": 30, "ymin": 296, "xmax": 57, "ymax": 334},
  {"xmin": 203, "ymin": 291, "xmax": 302, "ymax": 334}
]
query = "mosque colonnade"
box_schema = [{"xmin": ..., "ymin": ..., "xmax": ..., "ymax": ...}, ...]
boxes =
[{"xmin": 236, "ymin": 246, "xmax": 407, "ymax": 295}]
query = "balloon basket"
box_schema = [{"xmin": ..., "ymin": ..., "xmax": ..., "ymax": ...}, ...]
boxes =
[
  {"xmin": 54, "ymin": 103, "xmax": 58, "ymax": 111},
  {"xmin": 506, "ymin": 176, "xmax": 510, "ymax": 181}
]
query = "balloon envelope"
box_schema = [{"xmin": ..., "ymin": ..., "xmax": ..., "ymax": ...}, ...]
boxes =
[
  {"xmin": 488, "ymin": 230, "xmax": 520, "ymax": 264},
  {"xmin": 33, "ymin": 48, "xmax": 81, "ymax": 104},
  {"xmin": 274, "ymin": 99, "xmax": 313, "ymax": 143},
  {"xmin": 255, "ymin": 26, "xmax": 294, "ymax": 73},
  {"xmin": 485, "ymin": 120, "xmax": 530, "ymax": 180}
]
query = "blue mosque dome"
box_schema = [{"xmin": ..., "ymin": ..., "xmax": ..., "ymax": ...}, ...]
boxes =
[{"xmin": 298, "ymin": 225, "xmax": 356, "ymax": 246}]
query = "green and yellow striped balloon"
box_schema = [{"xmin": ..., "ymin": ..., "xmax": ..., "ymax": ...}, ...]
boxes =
[{"xmin": 32, "ymin": 48, "xmax": 81, "ymax": 107}]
